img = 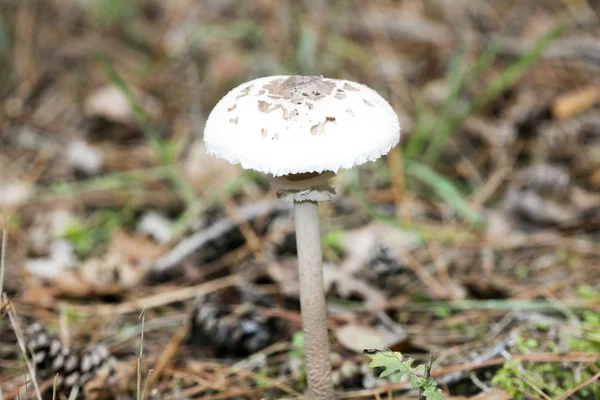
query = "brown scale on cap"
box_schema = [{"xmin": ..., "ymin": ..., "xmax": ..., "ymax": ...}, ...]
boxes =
[
  {"xmin": 235, "ymin": 84, "xmax": 253, "ymax": 99},
  {"xmin": 310, "ymin": 116, "xmax": 336, "ymax": 135},
  {"xmin": 257, "ymin": 100, "xmax": 299, "ymax": 120},
  {"xmin": 262, "ymin": 76, "xmax": 336, "ymax": 105}
]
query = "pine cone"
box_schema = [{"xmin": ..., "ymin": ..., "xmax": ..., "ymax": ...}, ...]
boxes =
[
  {"xmin": 191, "ymin": 287, "xmax": 285, "ymax": 356},
  {"xmin": 25, "ymin": 323, "xmax": 112, "ymax": 391},
  {"xmin": 362, "ymin": 243, "xmax": 418, "ymax": 293}
]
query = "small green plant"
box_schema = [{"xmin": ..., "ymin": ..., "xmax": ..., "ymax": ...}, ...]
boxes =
[
  {"xmin": 491, "ymin": 358, "xmax": 600, "ymax": 399},
  {"xmin": 322, "ymin": 230, "xmax": 345, "ymax": 256},
  {"xmin": 492, "ymin": 294, "xmax": 600, "ymax": 399},
  {"xmin": 288, "ymin": 332, "xmax": 307, "ymax": 390},
  {"xmin": 364, "ymin": 350, "xmax": 446, "ymax": 400},
  {"xmin": 387, "ymin": 22, "xmax": 565, "ymax": 226},
  {"xmin": 62, "ymin": 209, "xmax": 132, "ymax": 257}
]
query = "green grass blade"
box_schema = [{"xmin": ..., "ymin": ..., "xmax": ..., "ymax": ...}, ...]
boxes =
[
  {"xmin": 404, "ymin": 161, "xmax": 483, "ymax": 226},
  {"xmin": 422, "ymin": 43, "xmax": 500, "ymax": 164},
  {"xmin": 95, "ymin": 53, "xmax": 199, "ymax": 208},
  {"xmin": 470, "ymin": 22, "xmax": 566, "ymax": 113}
]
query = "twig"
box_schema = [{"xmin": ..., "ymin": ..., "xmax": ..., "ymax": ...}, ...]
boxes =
[
  {"xmin": 419, "ymin": 353, "xmax": 434, "ymax": 400},
  {"xmin": 554, "ymin": 371, "xmax": 600, "ymax": 400},
  {"xmin": 137, "ymin": 309, "xmax": 146, "ymax": 400},
  {"xmin": 141, "ymin": 369, "xmax": 153, "ymax": 400},
  {"xmin": 0, "ymin": 228, "xmax": 7, "ymax": 301},
  {"xmin": 222, "ymin": 197, "xmax": 265, "ymax": 262},
  {"xmin": 104, "ymin": 313, "xmax": 187, "ymax": 348},
  {"xmin": 146, "ymin": 323, "xmax": 189, "ymax": 390},
  {"xmin": 516, "ymin": 372, "xmax": 552, "ymax": 400},
  {"xmin": 71, "ymin": 274, "xmax": 240, "ymax": 315},
  {"xmin": 4, "ymin": 295, "xmax": 43, "ymax": 400},
  {"xmin": 52, "ymin": 374, "xmax": 58, "ymax": 400},
  {"xmin": 151, "ymin": 200, "xmax": 288, "ymax": 273}
]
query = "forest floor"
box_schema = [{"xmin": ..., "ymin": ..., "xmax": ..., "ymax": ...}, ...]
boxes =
[{"xmin": 1, "ymin": 1, "xmax": 600, "ymax": 399}]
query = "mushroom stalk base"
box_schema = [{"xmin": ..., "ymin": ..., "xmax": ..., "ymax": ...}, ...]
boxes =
[{"xmin": 294, "ymin": 200, "xmax": 335, "ymax": 400}]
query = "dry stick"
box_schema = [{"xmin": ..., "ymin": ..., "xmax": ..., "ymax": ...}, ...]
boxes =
[
  {"xmin": 554, "ymin": 371, "xmax": 600, "ymax": 400},
  {"xmin": 73, "ymin": 274, "xmax": 240, "ymax": 315},
  {"xmin": 395, "ymin": 248, "xmax": 447, "ymax": 299},
  {"xmin": 227, "ymin": 366, "xmax": 305, "ymax": 399},
  {"xmin": 4, "ymin": 295, "xmax": 43, "ymax": 400},
  {"xmin": 516, "ymin": 373, "xmax": 552, "ymax": 400},
  {"xmin": 222, "ymin": 197, "xmax": 265, "ymax": 262},
  {"xmin": 52, "ymin": 374, "xmax": 58, "ymax": 400},
  {"xmin": 167, "ymin": 362, "xmax": 242, "ymax": 399},
  {"xmin": 141, "ymin": 369, "xmax": 154, "ymax": 400},
  {"xmin": 137, "ymin": 309, "xmax": 146, "ymax": 400},
  {"xmin": 105, "ymin": 313, "xmax": 187, "ymax": 351},
  {"xmin": 514, "ymin": 387, "xmax": 545, "ymax": 400},
  {"xmin": 469, "ymin": 166, "xmax": 511, "ymax": 209},
  {"xmin": 0, "ymin": 228, "xmax": 7, "ymax": 302},
  {"xmin": 146, "ymin": 323, "xmax": 190, "ymax": 391},
  {"xmin": 166, "ymin": 366, "xmax": 226, "ymax": 392},
  {"xmin": 152, "ymin": 200, "xmax": 287, "ymax": 273},
  {"xmin": 418, "ymin": 354, "xmax": 434, "ymax": 400},
  {"xmin": 3, "ymin": 380, "xmax": 31, "ymax": 400}
]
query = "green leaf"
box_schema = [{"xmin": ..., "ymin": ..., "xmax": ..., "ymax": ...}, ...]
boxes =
[
  {"xmin": 365, "ymin": 351, "xmax": 448, "ymax": 400},
  {"xmin": 423, "ymin": 386, "xmax": 447, "ymax": 400},
  {"xmin": 366, "ymin": 352, "xmax": 420, "ymax": 382}
]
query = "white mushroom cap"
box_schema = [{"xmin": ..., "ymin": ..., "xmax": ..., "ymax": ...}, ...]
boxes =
[{"xmin": 203, "ymin": 75, "xmax": 400, "ymax": 177}]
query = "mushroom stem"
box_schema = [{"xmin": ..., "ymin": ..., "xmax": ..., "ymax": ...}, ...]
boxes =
[{"xmin": 294, "ymin": 200, "xmax": 335, "ymax": 400}]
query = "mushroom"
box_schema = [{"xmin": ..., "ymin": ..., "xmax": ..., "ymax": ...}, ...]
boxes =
[{"xmin": 204, "ymin": 75, "xmax": 400, "ymax": 399}]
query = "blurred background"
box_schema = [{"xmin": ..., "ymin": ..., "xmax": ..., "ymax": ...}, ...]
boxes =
[{"xmin": 1, "ymin": 0, "xmax": 600, "ymax": 399}]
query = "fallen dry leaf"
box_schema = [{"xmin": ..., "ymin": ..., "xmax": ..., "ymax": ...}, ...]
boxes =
[
  {"xmin": 83, "ymin": 85, "xmax": 163, "ymax": 126},
  {"xmin": 335, "ymin": 323, "xmax": 402, "ymax": 354},
  {"xmin": 552, "ymin": 84, "xmax": 600, "ymax": 120},
  {"xmin": 339, "ymin": 222, "xmax": 421, "ymax": 275},
  {"xmin": 109, "ymin": 228, "xmax": 163, "ymax": 264},
  {"xmin": 324, "ymin": 264, "xmax": 386, "ymax": 310},
  {"xmin": 52, "ymin": 252, "xmax": 141, "ymax": 298}
]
